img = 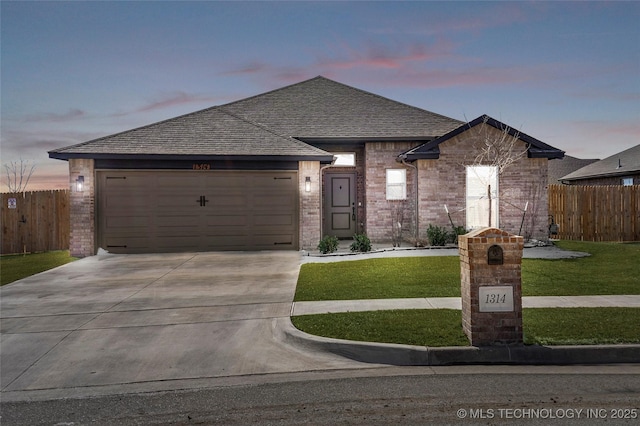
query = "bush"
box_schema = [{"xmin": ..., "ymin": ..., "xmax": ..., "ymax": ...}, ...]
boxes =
[
  {"xmin": 426, "ymin": 224, "xmax": 449, "ymax": 246},
  {"xmin": 448, "ymin": 225, "xmax": 468, "ymax": 244},
  {"xmin": 350, "ymin": 233, "xmax": 372, "ymax": 253},
  {"xmin": 317, "ymin": 235, "xmax": 339, "ymax": 254}
]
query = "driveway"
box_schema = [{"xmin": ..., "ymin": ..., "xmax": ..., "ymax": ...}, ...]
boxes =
[{"xmin": 1, "ymin": 252, "xmax": 362, "ymax": 400}]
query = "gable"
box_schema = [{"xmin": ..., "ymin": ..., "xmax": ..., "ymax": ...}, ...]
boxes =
[{"xmin": 399, "ymin": 115, "xmax": 564, "ymax": 161}]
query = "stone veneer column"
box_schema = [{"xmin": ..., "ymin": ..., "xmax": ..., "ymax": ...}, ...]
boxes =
[
  {"xmin": 299, "ymin": 161, "xmax": 321, "ymax": 251},
  {"xmin": 69, "ymin": 159, "xmax": 95, "ymax": 258},
  {"xmin": 458, "ymin": 227, "xmax": 524, "ymax": 346}
]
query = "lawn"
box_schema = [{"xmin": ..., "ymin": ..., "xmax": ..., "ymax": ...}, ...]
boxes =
[
  {"xmin": 293, "ymin": 241, "xmax": 640, "ymax": 346},
  {"xmin": 1, "ymin": 251, "xmax": 77, "ymax": 286},
  {"xmin": 295, "ymin": 241, "xmax": 640, "ymax": 301},
  {"xmin": 291, "ymin": 307, "xmax": 640, "ymax": 346}
]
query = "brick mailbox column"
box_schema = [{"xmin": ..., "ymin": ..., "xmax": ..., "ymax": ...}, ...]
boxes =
[{"xmin": 458, "ymin": 227, "xmax": 524, "ymax": 346}]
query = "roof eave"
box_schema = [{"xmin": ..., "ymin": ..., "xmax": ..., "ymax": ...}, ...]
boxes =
[{"xmin": 48, "ymin": 152, "xmax": 335, "ymax": 164}]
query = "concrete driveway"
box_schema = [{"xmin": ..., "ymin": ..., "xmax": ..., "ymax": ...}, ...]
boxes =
[{"xmin": 1, "ymin": 252, "xmax": 361, "ymax": 400}]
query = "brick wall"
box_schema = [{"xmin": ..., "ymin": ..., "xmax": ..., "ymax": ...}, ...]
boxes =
[
  {"xmin": 299, "ymin": 161, "xmax": 321, "ymax": 250},
  {"xmin": 416, "ymin": 124, "xmax": 550, "ymax": 241},
  {"xmin": 69, "ymin": 158, "xmax": 95, "ymax": 257},
  {"xmin": 459, "ymin": 228, "xmax": 524, "ymax": 346},
  {"xmin": 364, "ymin": 142, "xmax": 419, "ymax": 243}
]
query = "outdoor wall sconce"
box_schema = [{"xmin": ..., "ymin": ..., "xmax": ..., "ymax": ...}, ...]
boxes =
[
  {"xmin": 305, "ymin": 176, "xmax": 311, "ymax": 192},
  {"xmin": 75, "ymin": 175, "xmax": 84, "ymax": 192}
]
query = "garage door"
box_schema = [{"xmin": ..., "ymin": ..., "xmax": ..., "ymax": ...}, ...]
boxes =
[{"xmin": 97, "ymin": 171, "xmax": 298, "ymax": 253}]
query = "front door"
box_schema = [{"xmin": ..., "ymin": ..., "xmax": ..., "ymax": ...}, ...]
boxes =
[{"xmin": 323, "ymin": 172, "xmax": 356, "ymax": 238}]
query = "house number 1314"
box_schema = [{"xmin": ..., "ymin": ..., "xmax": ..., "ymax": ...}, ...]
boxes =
[{"xmin": 485, "ymin": 293, "xmax": 507, "ymax": 304}]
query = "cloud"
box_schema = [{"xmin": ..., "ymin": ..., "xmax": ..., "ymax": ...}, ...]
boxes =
[
  {"xmin": 134, "ymin": 92, "xmax": 220, "ymax": 113},
  {"xmin": 23, "ymin": 108, "xmax": 85, "ymax": 123},
  {"xmin": 315, "ymin": 39, "xmax": 456, "ymax": 72},
  {"xmin": 220, "ymin": 62, "xmax": 268, "ymax": 76}
]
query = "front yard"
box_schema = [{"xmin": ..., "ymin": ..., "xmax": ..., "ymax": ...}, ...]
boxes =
[{"xmin": 292, "ymin": 241, "xmax": 640, "ymax": 346}]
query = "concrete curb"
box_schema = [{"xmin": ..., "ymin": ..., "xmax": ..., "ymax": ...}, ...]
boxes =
[{"xmin": 279, "ymin": 318, "xmax": 640, "ymax": 366}]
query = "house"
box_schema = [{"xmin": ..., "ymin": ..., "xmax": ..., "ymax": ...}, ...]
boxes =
[
  {"xmin": 560, "ymin": 144, "xmax": 640, "ymax": 186},
  {"xmin": 548, "ymin": 155, "xmax": 599, "ymax": 185},
  {"xmin": 49, "ymin": 76, "xmax": 564, "ymax": 257}
]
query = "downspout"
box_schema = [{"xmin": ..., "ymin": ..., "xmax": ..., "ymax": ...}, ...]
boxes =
[{"xmin": 401, "ymin": 157, "xmax": 419, "ymax": 244}]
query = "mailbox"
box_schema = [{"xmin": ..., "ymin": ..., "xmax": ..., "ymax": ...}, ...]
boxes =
[{"xmin": 487, "ymin": 244, "xmax": 503, "ymax": 265}]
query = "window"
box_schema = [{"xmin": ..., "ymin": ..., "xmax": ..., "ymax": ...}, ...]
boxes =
[
  {"xmin": 466, "ymin": 165, "xmax": 498, "ymax": 229},
  {"xmin": 622, "ymin": 177, "xmax": 634, "ymax": 186},
  {"xmin": 332, "ymin": 153, "xmax": 356, "ymax": 167},
  {"xmin": 386, "ymin": 169, "xmax": 406, "ymax": 200}
]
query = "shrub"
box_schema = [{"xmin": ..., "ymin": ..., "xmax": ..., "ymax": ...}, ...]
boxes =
[
  {"xmin": 448, "ymin": 225, "xmax": 468, "ymax": 244},
  {"xmin": 426, "ymin": 224, "xmax": 449, "ymax": 246},
  {"xmin": 317, "ymin": 235, "xmax": 339, "ymax": 254},
  {"xmin": 350, "ymin": 233, "xmax": 372, "ymax": 253}
]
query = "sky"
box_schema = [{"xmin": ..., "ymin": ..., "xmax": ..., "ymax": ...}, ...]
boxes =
[{"xmin": 2, "ymin": 1, "xmax": 639, "ymax": 191}]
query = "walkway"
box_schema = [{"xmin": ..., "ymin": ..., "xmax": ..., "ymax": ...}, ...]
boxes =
[{"xmin": 292, "ymin": 295, "xmax": 640, "ymax": 316}]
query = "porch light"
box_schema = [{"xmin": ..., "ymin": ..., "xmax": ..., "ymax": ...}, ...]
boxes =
[
  {"xmin": 305, "ymin": 176, "xmax": 311, "ymax": 192},
  {"xmin": 75, "ymin": 175, "xmax": 84, "ymax": 192}
]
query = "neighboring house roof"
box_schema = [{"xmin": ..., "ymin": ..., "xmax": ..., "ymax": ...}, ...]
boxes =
[
  {"xmin": 548, "ymin": 155, "xmax": 599, "ymax": 184},
  {"xmin": 560, "ymin": 144, "xmax": 640, "ymax": 182},
  {"xmin": 399, "ymin": 115, "xmax": 565, "ymax": 161},
  {"xmin": 49, "ymin": 106, "xmax": 334, "ymax": 162}
]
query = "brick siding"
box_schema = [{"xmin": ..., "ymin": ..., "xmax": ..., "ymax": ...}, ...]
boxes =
[
  {"xmin": 299, "ymin": 161, "xmax": 321, "ymax": 250},
  {"xmin": 416, "ymin": 124, "xmax": 550, "ymax": 241},
  {"xmin": 364, "ymin": 142, "xmax": 420, "ymax": 243},
  {"xmin": 69, "ymin": 158, "xmax": 95, "ymax": 257}
]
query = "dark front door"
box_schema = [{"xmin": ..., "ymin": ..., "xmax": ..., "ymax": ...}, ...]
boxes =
[{"xmin": 323, "ymin": 172, "xmax": 356, "ymax": 238}]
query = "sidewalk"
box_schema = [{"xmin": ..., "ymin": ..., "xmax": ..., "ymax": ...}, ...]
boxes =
[{"xmin": 292, "ymin": 295, "xmax": 640, "ymax": 316}]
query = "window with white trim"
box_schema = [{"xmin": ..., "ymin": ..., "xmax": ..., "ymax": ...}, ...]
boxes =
[
  {"xmin": 622, "ymin": 177, "xmax": 634, "ymax": 186},
  {"xmin": 332, "ymin": 153, "xmax": 356, "ymax": 167},
  {"xmin": 386, "ymin": 169, "xmax": 407, "ymax": 200},
  {"xmin": 466, "ymin": 165, "xmax": 498, "ymax": 229}
]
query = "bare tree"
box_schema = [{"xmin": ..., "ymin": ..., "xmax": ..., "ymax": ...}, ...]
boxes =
[
  {"xmin": 463, "ymin": 116, "xmax": 529, "ymax": 228},
  {"xmin": 469, "ymin": 115, "xmax": 529, "ymax": 174},
  {"xmin": 3, "ymin": 159, "xmax": 36, "ymax": 193}
]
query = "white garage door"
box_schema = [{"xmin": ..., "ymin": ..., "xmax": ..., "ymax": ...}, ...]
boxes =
[{"xmin": 97, "ymin": 170, "xmax": 298, "ymax": 253}]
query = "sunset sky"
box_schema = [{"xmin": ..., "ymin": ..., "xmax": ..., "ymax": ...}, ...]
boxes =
[{"xmin": 2, "ymin": 1, "xmax": 639, "ymax": 191}]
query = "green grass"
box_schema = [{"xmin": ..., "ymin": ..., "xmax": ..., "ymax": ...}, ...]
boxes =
[
  {"xmin": 295, "ymin": 241, "xmax": 640, "ymax": 301},
  {"xmin": 292, "ymin": 309, "xmax": 470, "ymax": 347},
  {"xmin": 523, "ymin": 241, "xmax": 640, "ymax": 296},
  {"xmin": 296, "ymin": 256, "xmax": 460, "ymax": 301},
  {"xmin": 1, "ymin": 251, "xmax": 77, "ymax": 286},
  {"xmin": 523, "ymin": 307, "xmax": 640, "ymax": 345},
  {"xmin": 291, "ymin": 307, "xmax": 640, "ymax": 346}
]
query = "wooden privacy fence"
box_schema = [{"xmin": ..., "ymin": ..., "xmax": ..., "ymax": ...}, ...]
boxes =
[
  {"xmin": 1, "ymin": 190, "xmax": 70, "ymax": 255},
  {"xmin": 548, "ymin": 184, "xmax": 640, "ymax": 242}
]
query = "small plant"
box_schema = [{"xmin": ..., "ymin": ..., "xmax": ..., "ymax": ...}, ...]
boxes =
[
  {"xmin": 350, "ymin": 233, "xmax": 372, "ymax": 253},
  {"xmin": 448, "ymin": 225, "xmax": 468, "ymax": 244},
  {"xmin": 317, "ymin": 235, "xmax": 339, "ymax": 254},
  {"xmin": 426, "ymin": 224, "xmax": 449, "ymax": 246}
]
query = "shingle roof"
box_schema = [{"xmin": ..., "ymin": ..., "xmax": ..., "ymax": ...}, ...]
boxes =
[
  {"xmin": 399, "ymin": 115, "xmax": 565, "ymax": 161},
  {"xmin": 221, "ymin": 76, "xmax": 463, "ymax": 139},
  {"xmin": 548, "ymin": 155, "xmax": 599, "ymax": 184},
  {"xmin": 560, "ymin": 144, "xmax": 640, "ymax": 181},
  {"xmin": 49, "ymin": 106, "xmax": 333, "ymax": 160},
  {"xmin": 47, "ymin": 76, "xmax": 466, "ymax": 160}
]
